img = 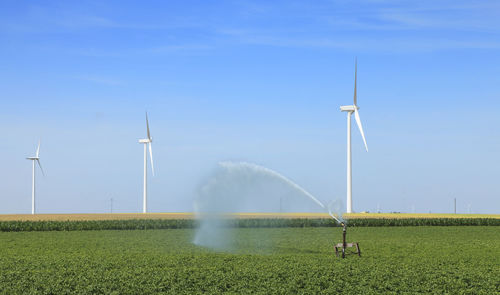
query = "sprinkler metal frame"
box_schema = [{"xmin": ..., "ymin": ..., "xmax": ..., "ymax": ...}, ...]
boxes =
[{"xmin": 334, "ymin": 222, "xmax": 361, "ymax": 258}]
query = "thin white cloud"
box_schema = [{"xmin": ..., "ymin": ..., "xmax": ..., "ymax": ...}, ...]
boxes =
[
  {"xmin": 2, "ymin": 1, "xmax": 499, "ymax": 55},
  {"xmin": 212, "ymin": 0, "xmax": 500, "ymax": 52},
  {"xmin": 147, "ymin": 44, "xmax": 214, "ymax": 54},
  {"xmin": 76, "ymin": 75, "xmax": 122, "ymax": 86},
  {"xmin": 217, "ymin": 28, "xmax": 500, "ymax": 52}
]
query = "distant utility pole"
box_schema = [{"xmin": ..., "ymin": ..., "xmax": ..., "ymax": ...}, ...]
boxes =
[
  {"xmin": 110, "ymin": 198, "xmax": 114, "ymax": 213},
  {"xmin": 454, "ymin": 198, "xmax": 456, "ymax": 214}
]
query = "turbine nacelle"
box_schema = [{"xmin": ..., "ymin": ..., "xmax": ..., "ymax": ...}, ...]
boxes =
[
  {"xmin": 340, "ymin": 105, "xmax": 359, "ymax": 112},
  {"xmin": 138, "ymin": 138, "xmax": 152, "ymax": 143}
]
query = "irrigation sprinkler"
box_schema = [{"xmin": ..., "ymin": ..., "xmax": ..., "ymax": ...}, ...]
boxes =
[{"xmin": 334, "ymin": 222, "xmax": 361, "ymax": 258}]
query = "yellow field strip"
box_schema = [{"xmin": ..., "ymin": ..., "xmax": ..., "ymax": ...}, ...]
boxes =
[
  {"xmin": 0, "ymin": 212, "xmax": 498, "ymax": 221},
  {"xmin": 343, "ymin": 213, "xmax": 499, "ymax": 219},
  {"xmin": 0, "ymin": 213, "xmax": 194, "ymax": 221}
]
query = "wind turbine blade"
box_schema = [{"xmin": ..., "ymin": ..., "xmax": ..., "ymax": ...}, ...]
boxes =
[
  {"xmin": 36, "ymin": 159, "xmax": 45, "ymax": 176},
  {"xmin": 36, "ymin": 140, "xmax": 40, "ymax": 157},
  {"xmin": 146, "ymin": 112, "xmax": 151, "ymax": 140},
  {"xmin": 353, "ymin": 57, "xmax": 357, "ymax": 106},
  {"xmin": 148, "ymin": 143, "xmax": 155, "ymax": 176},
  {"xmin": 354, "ymin": 108, "xmax": 368, "ymax": 152}
]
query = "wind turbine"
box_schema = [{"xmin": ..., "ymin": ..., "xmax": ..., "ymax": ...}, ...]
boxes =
[
  {"xmin": 340, "ymin": 58, "xmax": 368, "ymax": 213},
  {"xmin": 138, "ymin": 113, "xmax": 155, "ymax": 213},
  {"xmin": 26, "ymin": 141, "xmax": 44, "ymax": 214}
]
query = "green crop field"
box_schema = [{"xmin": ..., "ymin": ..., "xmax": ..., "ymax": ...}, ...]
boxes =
[{"xmin": 0, "ymin": 226, "xmax": 498, "ymax": 294}]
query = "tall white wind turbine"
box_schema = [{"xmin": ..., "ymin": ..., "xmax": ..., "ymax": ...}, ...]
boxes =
[
  {"xmin": 138, "ymin": 113, "xmax": 155, "ymax": 213},
  {"xmin": 340, "ymin": 58, "xmax": 368, "ymax": 213},
  {"xmin": 26, "ymin": 141, "xmax": 45, "ymax": 214}
]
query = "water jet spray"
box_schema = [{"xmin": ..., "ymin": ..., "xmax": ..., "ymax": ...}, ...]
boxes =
[{"xmin": 194, "ymin": 161, "xmax": 358, "ymax": 255}]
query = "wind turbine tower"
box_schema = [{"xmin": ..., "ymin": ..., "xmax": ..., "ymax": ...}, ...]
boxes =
[
  {"xmin": 340, "ymin": 58, "xmax": 369, "ymax": 213},
  {"xmin": 26, "ymin": 141, "xmax": 44, "ymax": 214},
  {"xmin": 138, "ymin": 113, "xmax": 155, "ymax": 213}
]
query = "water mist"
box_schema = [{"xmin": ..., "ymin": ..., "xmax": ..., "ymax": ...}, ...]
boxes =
[{"xmin": 193, "ymin": 161, "xmax": 344, "ymax": 251}]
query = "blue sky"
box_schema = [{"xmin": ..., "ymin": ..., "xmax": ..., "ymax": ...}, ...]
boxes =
[{"xmin": 0, "ymin": 0, "xmax": 499, "ymax": 214}]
